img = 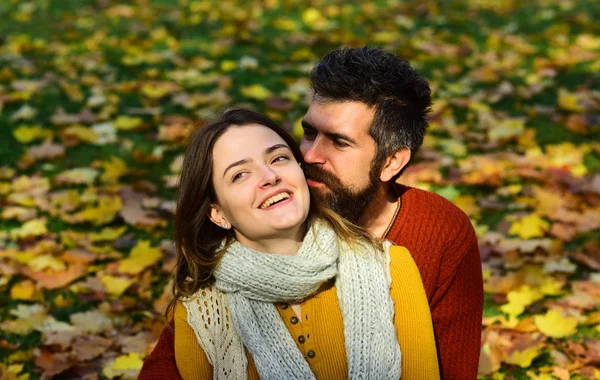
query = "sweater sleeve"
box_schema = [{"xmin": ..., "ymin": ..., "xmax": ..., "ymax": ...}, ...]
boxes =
[
  {"xmin": 174, "ymin": 302, "xmax": 214, "ymax": 380},
  {"xmin": 431, "ymin": 238, "xmax": 483, "ymax": 379},
  {"xmin": 387, "ymin": 186, "xmax": 483, "ymax": 379},
  {"xmin": 138, "ymin": 321, "xmax": 183, "ymax": 380}
]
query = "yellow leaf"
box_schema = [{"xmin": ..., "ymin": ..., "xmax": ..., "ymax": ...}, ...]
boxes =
[
  {"xmin": 55, "ymin": 168, "xmax": 98, "ymax": 185},
  {"xmin": 500, "ymin": 285, "xmax": 544, "ymax": 317},
  {"xmin": 526, "ymin": 371, "xmax": 555, "ymax": 380},
  {"xmin": 119, "ymin": 240, "xmax": 162, "ymax": 275},
  {"xmin": 220, "ymin": 60, "xmax": 237, "ymax": 72},
  {"xmin": 11, "ymin": 280, "xmax": 36, "ymax": 300},
  {"xmin": 558, "ymin": 89, "xmax": 585, "ymax": 113},
  {"xmin": 292, "ymin": 117, "xmax": 304, "ymax": 142},
  {"xmin": 538, "ymin": 278, "xmax": 563, "ymax": 296},
  {"xmin": 468, "ymin": 101, "xmax": 491, "ymax": 113},
  {"xmin": 27, "ymin": 255, "xmax": 66, "ymax": 271},
  {"xmin": 113, "ymin": 352, "xmax": 143, "ymax": 370},
  {"xmin": 101, "ymin": 275, "xmax": 134, "ymax": 297},
  {"xmin": 439, "ymin": 139, "xmax": 467, "ymax": 157},
  {"xmin": 454, "ymin": 195, "xmax": 480, "ymax": 218},
  {"xmin": 302, "ymin": 8, "xmax": 324, "ymax": 25},
  {"xmin": 13, "ymin": 125, "xmax": 51, "ymax": 143},
  {"xmin": 273, "ymin": 17, "xmax": 296, "ymax": 31},
  {"xmin": 100, "ymin": 157, "xmax": 128, "ymax": 184},
  {"xmin": 2, "ymin": 206, "xmax": 37, "ymax": 222},
  {"xmin": 545, "ymin": 142, "xmax": 591, "ymax": 177},
  {"xmin": 373, "ymin": 31, "xmax": 400, "ymax": 44},
  {"xmin": 534, "ymin": 310, "xmax": 578, "ymax": 338},
  {"xmin": 141, "ymin": 83, "xmax": 172, "ymax": 99},
  {"xmin": 290, "ymin": 48, "xmax": 314, "ymax": 61},
  {"xmin": 74, "ymin": 196, "xmax": 122, "ymax": 225},
  {"xmin": 500, "ymin": 301, "xmax": 526, "ymax": 318},
  {"xmin": 488, "ymin": 118, "xmax": 525, "ymax": 142},
  {"xmin": 89, "ymin": 226, "xmax": 128, "ymax": 242},
  {"xmin": 240, "ymin": 84, "xmax": 273, "ymax": 100},
  {"xmin": 10, "ymin": 218, "xmax": 48, "ymax": 240},
  {"xmin": 576, "ymin": 34, "xmax": 600, "ymax": 50},
  {"xmin": 509, "ymin": 214, "xmax": 549, "ymax": 239},
  {"xmin": 114, "ymin": 116, "xmax": 143, "ymax": 130},
  {"xmin": 102, "ymin": 352, "xmax": 143, "ymax": 379},
  {"xmin": 505, "ymin": 345, "xmax": 542, "ymax": 368},
  {"xmin": 63, "ymin": 124, "xmax": 98, "ymax": 143}
]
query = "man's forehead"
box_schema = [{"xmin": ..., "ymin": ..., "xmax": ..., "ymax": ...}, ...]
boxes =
[{"xmin": 304, "ymin": 100, "xmax": 375, "ymax": 133}]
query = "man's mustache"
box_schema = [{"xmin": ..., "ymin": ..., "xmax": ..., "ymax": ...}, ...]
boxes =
[{"xmin": 302, "ymin": 164, "xmax": 341, "ymax": 189}]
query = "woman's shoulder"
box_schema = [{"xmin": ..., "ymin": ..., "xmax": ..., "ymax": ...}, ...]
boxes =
[{"xmin": 387, "ymin": 245, "xmax": 424, "ymax": 287}]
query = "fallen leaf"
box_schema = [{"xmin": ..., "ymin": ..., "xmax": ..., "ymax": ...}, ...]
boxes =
[
  {"xmin": 509, "ymin": 214, "xmax": 550, "ymax": 239},
  {"xmin": 118, "ymin": 240, "xmax": 163, "ymax": 275},
  {"xmin": 534, "ymin": 309, "xmax": 578, "ymax": 338}
]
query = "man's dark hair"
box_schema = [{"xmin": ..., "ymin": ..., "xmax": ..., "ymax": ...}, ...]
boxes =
[{"xmin": 309, "ymin": 46, "xmax": 432, "ymax": 180}]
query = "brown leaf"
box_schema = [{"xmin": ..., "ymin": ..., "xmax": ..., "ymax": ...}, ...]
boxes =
[
  {"xmin": 24, "ymin": 264, "xmax": 86, "ymax": 290},
  {"xmin": 51, "ymin": 108, "xmax": 97, "ymax": 125},
  {"xmin": 266, "ymin": 97, "xmax": 293, "ymax": 111},
  {"xmin": 44, "ymin": 331, "xmax": 80, "ymax": 350},
  {"xmin": 550, "ymin": 223, "xmax": 578, "ymax": 241},
  {"xmin": 71, "ymin": 335, "xmax": 112, "ymax": 361},
  {"xmin": 118, "ymin": 332, "xmax": 156, "ymax": 356},
  {"xmin": 24, "ymin": 139, "xmax": 66, "ymax": 161},
  {"xmin": 34, "ymin": 349, "xmax": 73, "ymax": 377},
  {"xmin": 119, "ymin": 187, "xmax": 166, "ymax": 229}
]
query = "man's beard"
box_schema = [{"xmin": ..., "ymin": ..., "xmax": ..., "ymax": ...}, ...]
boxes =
[{"xmin": 303, "ymin": 162, "xmax": 381, "ymax": 225}]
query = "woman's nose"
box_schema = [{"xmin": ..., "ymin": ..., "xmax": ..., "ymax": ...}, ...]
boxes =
[{"xmin": 259, "ymin": 167, "xmax": 280, "ymax": 187}]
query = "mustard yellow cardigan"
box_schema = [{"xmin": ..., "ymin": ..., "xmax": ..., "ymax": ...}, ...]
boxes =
[{"xmin": 175, "ymin": 246, "xmax": 439, "ymax": 379}]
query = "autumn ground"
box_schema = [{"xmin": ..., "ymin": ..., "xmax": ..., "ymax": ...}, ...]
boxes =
[{"xmin": 0, "ymin": 0, "xmax": 598, "ymax": 378}]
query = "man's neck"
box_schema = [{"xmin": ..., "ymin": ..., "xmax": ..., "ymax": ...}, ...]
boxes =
[{"xmin": 358, "ymin": 184, "xmax": 400, "ymax": 238}]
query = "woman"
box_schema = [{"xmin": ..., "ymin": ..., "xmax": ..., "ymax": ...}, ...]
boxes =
[{"xmin": 153, "ymin": 108, "xmax": 438, "ymax": 379}]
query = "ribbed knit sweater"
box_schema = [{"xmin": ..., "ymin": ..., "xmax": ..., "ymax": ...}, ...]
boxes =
[
  {"xmin": 174, "ymin": 246, "xmax": 438, "ymax": 379},
  {"xmin": 139, "ymin": 185, "xmax": 483, "ymax": 379}
]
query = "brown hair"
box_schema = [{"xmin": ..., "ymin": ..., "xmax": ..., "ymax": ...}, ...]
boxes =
[{"xmin": 166, "ymin": 108, "xmax": 381, "ymax": 320}]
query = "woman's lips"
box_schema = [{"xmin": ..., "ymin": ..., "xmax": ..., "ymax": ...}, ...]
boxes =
[{"xmin": 260, "ymin": 193, "xmax": 294, "ymax": 210}]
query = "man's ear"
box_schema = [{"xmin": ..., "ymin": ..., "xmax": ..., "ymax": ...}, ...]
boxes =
[
  {"xmin": 379, "ymin": 148, "xmax": 411, "ymax": 182},
  {"xmin": 209, "ymin": 205, "xmax": 231, "ymax": 230}
]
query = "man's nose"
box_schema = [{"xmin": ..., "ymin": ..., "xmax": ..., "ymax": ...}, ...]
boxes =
[{"xmin": 301, "ymin": 139, "xmax": 326, "ymax": 165}]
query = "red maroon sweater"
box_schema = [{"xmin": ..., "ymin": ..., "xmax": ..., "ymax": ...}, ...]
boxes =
[{"xmin": 139, "ymin": 186, "xmax": 483, "ymax": 379}]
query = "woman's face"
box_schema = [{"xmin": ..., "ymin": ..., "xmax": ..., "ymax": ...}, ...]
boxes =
[{"xmin": 210, "ymin": 124, "xmax": 310, "ymax": 247}]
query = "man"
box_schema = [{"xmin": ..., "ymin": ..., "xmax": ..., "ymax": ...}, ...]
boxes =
[{"xmin": 140, "ymin": 47, "xmax": 483, "ymax": 379}]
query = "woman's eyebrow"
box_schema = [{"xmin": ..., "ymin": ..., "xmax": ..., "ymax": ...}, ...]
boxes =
[
  {"xmin": 223, "ymin": 158, "xmax": 250, "ymax": 178},
  {"xmin": 222, "ymin": 144, "xmax": 290, "ymax": 178},
  {"xmin": 265, "ymin": 144, "xmax": 289, "ymax": 154}
]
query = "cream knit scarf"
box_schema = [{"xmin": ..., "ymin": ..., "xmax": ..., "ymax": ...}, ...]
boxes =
[{"xmin": 184, "ymin": 221, "xmax": 401, "ymax": 380}]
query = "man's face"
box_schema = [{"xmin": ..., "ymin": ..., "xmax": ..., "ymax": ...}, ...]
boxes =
[{"xmin": 300, "ymin": 100, "xmax": 382, "ymax": 223}]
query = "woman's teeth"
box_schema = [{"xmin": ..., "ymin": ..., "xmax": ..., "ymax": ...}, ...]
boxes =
[{"xmin": 260, "ymin": 192, "xmax": 290, "ymax": 209}]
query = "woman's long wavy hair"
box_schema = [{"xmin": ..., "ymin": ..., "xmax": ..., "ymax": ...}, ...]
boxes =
[{"xmin": 166, "ymin": 108, "xmax": 381, "ymax": 320}]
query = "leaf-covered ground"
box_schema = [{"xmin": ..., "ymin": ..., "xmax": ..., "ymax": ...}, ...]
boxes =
[{"xmin": 0, "ymin": 0, "xmax": 598, "ymax": 378}]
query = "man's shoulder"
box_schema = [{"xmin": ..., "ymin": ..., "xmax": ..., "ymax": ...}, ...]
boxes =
[{"xmin": 395, "ymin": 185, "xmax": 472, "ymax": 228}]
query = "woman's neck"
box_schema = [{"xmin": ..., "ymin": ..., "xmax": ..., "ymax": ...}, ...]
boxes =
[{"xmin": 235, "ymin": 224, "xmax": 306, "ymax": 255}]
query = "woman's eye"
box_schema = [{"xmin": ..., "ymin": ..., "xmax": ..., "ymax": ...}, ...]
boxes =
[
  {"xmin": 272, "ymin": 155, "xmax": 290, "ymax": 163},
  {"xmin": 232, "ymin": 172, "xmax": 247, "ymax": 182}
]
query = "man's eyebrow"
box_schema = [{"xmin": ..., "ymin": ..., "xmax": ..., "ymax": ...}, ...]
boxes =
[
  {"xmin": 324, "ymin": 131, "xmax": 357, "ymax": 146},
  {"xmin": 222, "ymin": 144, "xmax": 290, "ymax": 178},
  {"xmin": 301, "ymin": 120, "xmax": 315, "ymax": 131},
  {"xmin": 300, "ymin": 120, "xmax": 357, "ymax": 145}
]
